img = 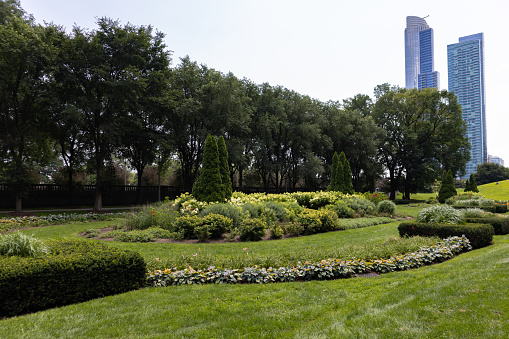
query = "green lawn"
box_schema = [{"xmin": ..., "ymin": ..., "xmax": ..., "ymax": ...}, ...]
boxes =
[
  {"xmin": 1, "ymin": 231, "xmax": 508, "ymax": 338},
  {"xmin": 2, "ymin": 190, "xmax": 509, "ymax": 338}
]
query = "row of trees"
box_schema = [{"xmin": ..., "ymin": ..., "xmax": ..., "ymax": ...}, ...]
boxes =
[{"xmin": 0, "ymin": 1, "xmax": 471, "ymax": 211}]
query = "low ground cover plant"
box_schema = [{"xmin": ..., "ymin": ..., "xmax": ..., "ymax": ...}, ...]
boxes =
[
  {"xmin": 0, "ymin": 212, "xmax": 125, "ymax": 233},
  {"xmin": 144, "ymin": 233, "xmax": 438, "ymax": 272},
  {"xmin": 146, "ymin": 236, "xmax": 472, "ymax": 286}
]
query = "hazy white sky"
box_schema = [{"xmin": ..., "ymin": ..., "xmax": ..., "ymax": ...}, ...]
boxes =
[{"xmin": 20, "ymin": 0, "xmax": 509, "ymax": 166}]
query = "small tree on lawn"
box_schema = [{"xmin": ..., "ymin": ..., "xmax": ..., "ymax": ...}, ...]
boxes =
[
  {"xmin": 339, "ymin": 151, "xmax": 354, "ymax": 194},
  {"xmin": 192, "ymin": 134, "xmax": 223, "ymax": 202},
  {"xmin": 464, "ymin": 176, "xmax": 471, "ymax": 192},
  {"xmin": 438, "ymin": 169, "xmax": 457, "ymax": 203},
  {"xmin": 217, "ymin": 135, "xmax": 232, "ymax": 201},
  {"xmin": 468, "ymin": 173, "xmax": 479, "ymax": 193},
  {"xmin": 327, "ymin": 152, "xmax": 344, "ymax": 192}
]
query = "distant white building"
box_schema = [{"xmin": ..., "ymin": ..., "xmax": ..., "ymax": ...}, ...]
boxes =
[{"xmin": 488, "ymin": 154, "xmax": 504, "ymax": 167}]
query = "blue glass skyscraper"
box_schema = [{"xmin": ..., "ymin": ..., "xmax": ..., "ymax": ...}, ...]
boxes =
[
  {"xmin": 447, "ymin": 33, "xmax": 487, "ymax": 178},
  {"xmin": 405, "ymin": 16, "xmax": 440, "ymax": 89}
]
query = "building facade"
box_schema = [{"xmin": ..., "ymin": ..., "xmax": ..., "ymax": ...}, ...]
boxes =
[
  {"xmin": 405, "ymin": 16, "xmax": 440, "ymax": 89},
  {"xmin": 447, "ymin": 33, "xmax": 487, "ymax": 178},
  {"xmin": 488, "ymin": 155, "xmax": 504, "ymax": 167}
]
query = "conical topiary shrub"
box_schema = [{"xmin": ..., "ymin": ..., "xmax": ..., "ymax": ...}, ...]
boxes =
[
  {"xmin": 217, "ymin": 136, "xmax": 232, "ymax": 201},
  {"xmin": 438, "ymin": 169, "xmax": 457, "ymax": 203},
  {"xmin": 327, "ymin": 152, "xmax": 344, "ymax": 192},
  {"xmin": 469, "ymin": 173, "xmax": 479, "ymax": 193},
  {"xmin": 192, "ymin": 134, "xmax": 224, "ymax": 202},
  {"xmin": 339, "ymin": 151, "xmax": 354, "ymax": 194}
]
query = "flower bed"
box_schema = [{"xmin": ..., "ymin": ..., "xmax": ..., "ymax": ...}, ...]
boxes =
[{"xmin": 146, "ymin": 236, "xmax": 471, "ymax": 287}]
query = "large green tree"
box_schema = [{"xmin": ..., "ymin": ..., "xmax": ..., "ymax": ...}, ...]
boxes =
[
  {"xmin": 475, "ymin": 163, "xmax": 509, "ymax": 185},
  {"xmin": 372, "ymin": 85, "xmax": 470, "ymax": 200},
  {"xmin": 54, "ymin": 18, "xmax": 169, "ymax": 210},
  {"xmin": 0, "ymin": 8, "xmax": 60, "ymax": 211}
]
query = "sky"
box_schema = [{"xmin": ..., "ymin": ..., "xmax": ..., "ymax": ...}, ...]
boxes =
[{"xmin": 20, "ymin": 0, "xmax": 509, "ymax": 166}]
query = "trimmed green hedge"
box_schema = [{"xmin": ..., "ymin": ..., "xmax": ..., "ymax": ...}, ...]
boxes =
[
  {"xmin": 398, "ymin": 222, "xmax": 494, "ymax": 249},
  {"xmin": 464, "ymin": 217, "xmax": 509, "ymax": 235},
  {"xmin": 0, "ymin": 240, "xmax": 146, "ymax": 317}
]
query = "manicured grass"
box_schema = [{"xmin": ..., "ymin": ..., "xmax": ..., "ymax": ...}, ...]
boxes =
[
  {"xmin": 3, "ymin": 195, "xmax": 509, "ymax": 337},
  {"xmin": 18, "ymin": 219, "xmax": 437, "ymax": 271},
  {"xmin": 1, "ymin": 234, "xmax": 508, "ymax": 338},
  {"xmin": 477, "ymin": 180, "xmax": 509, "ymax": 201}
]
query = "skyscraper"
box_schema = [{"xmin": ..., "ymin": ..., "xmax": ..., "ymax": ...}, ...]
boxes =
[
  {"xmin": 405, "ymin": 16, "xmax": 440, "ymax": 89},
  {"xmin": 447, "ymin": 33, "xmax": 487, "ymax": 178}
]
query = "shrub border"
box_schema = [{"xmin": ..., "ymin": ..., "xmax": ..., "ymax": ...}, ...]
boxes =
[{"xmin": 147, "ymin": 236, "xmax": 471, "ymax": 287}]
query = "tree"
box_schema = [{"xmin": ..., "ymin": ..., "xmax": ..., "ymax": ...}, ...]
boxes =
[
  {"xmin": 327, "ymin": 152, "xmax": 340, "ymax": 191},
  {"xmin": 438, "ymin": 169, "xmax": 457, "ymax": 203},
  {"xmin": 464, "ymin": 176, "xmax": 471, "ymax": 193},
  {"xmin": 372, "ymin": 85, "xmax": 470, "ymax": 200},
  {"xmin": 339, "ymin": 151, "xmax": 354, "ymax": 194},
  {"xmin": 0, "ymin": 11, "xmax": 60, "ymax": 211},
  {"xmin": 217, "ymin": 136, "xmax": 232, "ymax": 201},
  {"xmin": 192, "ymin": 134, "xmax": 223, "ymax": 202},
  {"xmin": 465, "ymin": 173, "xmax": 479, "ymax": 193},
  {"xmin": 475, "ymin": 163, "xmax": 509, "ymax": 185},
  {"xmin": 54, "ymin": 18, "xmax": 170, "ymax": 210}
]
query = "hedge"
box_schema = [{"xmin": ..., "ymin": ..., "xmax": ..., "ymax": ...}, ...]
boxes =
[
  {"xmin": 464, "ymin": 217, "xmax": 509, "ymax": 235},
  {"xmin": 398, "ymin": 222, "xmax": 494, "ymax": 249},
  {"xmin": 0, "ymin": 240, "xmax": 146, "ymax": 317}
]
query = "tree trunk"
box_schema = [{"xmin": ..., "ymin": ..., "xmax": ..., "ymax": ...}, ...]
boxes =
[
  {"xmin": 15, "ymin": 195, "xmax": 22, "ymax": 213},
  {"xmin": 136, "ymin": 168, "xmax": 144, "ymax": 204}
]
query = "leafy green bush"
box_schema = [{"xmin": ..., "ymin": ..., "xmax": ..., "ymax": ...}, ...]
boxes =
[
  {"xmin": 297, "ymin": 210, "xmax": 323, "ymax": 235},
  {"xmin": 174, "ymin": 215, "xmax": 202, "ymax": 239},
  {"xmin": 199, "ymin": 214, "xmax": 233, "ymax": 240},
  {"xmin": 494, "ymin": 203, "xmax": 508, "ymax": 214},
  {"xmin": 362, "ymin": 192, "xmax": 389, "ymax": 205},
  {"xmin": 343, "ymin": 196, "xmax": 376, "ymax": 216},
  {"xmin": 377, "ymin": 200, "xmax": 397, "ymax": 216},
  {"xmin": 461, "ymin": 208, "xmax": 487, "ymax": 218},
  {"xmin": 317, "ymin": 209, "xmax": 340, "ymax": 232},
  {"xmin": 0, "ymin": 240, "xmax": 146, "ymax": 317},
  {"xmin": 269, "ymin": 224, "xmax": 284, "ymax": 239},
  {"xmin": 283, "ymin": 222, "xmax": 305, "ymax": 237},
  {"xmin": 398, "ymin": 222, "xmax": 494, "ymax": 249},
  {"xmin": 417, "ymin": 205, "xmax": 463, "ymax": 224},
  {"xmin": 115, "ymin": 230, "xmax": 154, "ymax": 243},
  {"xmin": 324, "ymin": 201, "xmax": 354, "ymax": 218},
  {"xmin": 238, "ymin": 219, "xmax": 266, "ymax": 241},
  {"xmin": 445, "ymin": 192, "xmax": 485, "ymax": 205},
  {"xmin": 199, "ymin": 203, "xmax": 244, "ymax": 228},
  {"xmin": 0, "ymin": 232, "xmax": 49, "ymax": 257},
  {"xmin": 464, "ymin": 217, "xmax": 509, "ymax": 235}
]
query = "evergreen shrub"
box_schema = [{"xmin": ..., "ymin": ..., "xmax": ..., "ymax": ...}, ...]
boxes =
[
  {"xmin": 377, "ymin": 200, "xmax": 397, "ymax": 216},
  {"xmin": 464, "ymin": 216, "xmax": 509, "ymax": 235},
  {"xmin": 398, "ymin": 222, "xmax": 494, "ymax": 249},
  {"xmin": 0, "ymin": 240, "xmax": 146, "ymax": 317},
  {"xmin": 238, "ymin": 219, "xmax": 266, "ymax": 241}
]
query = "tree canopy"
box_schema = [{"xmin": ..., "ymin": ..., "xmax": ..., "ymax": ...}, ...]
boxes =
[{"xmin": 0, "ymin": 2, "xmax": 478, "ymax": 210}]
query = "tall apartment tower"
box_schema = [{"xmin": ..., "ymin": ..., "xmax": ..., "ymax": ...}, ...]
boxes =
[
  {"xmin": 405, "ymin": 16, "xmax": 440, "ymax": 89},
  {"xmin": 447, "ymin": 33, "xmax": 487, "ymax": 178}
]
